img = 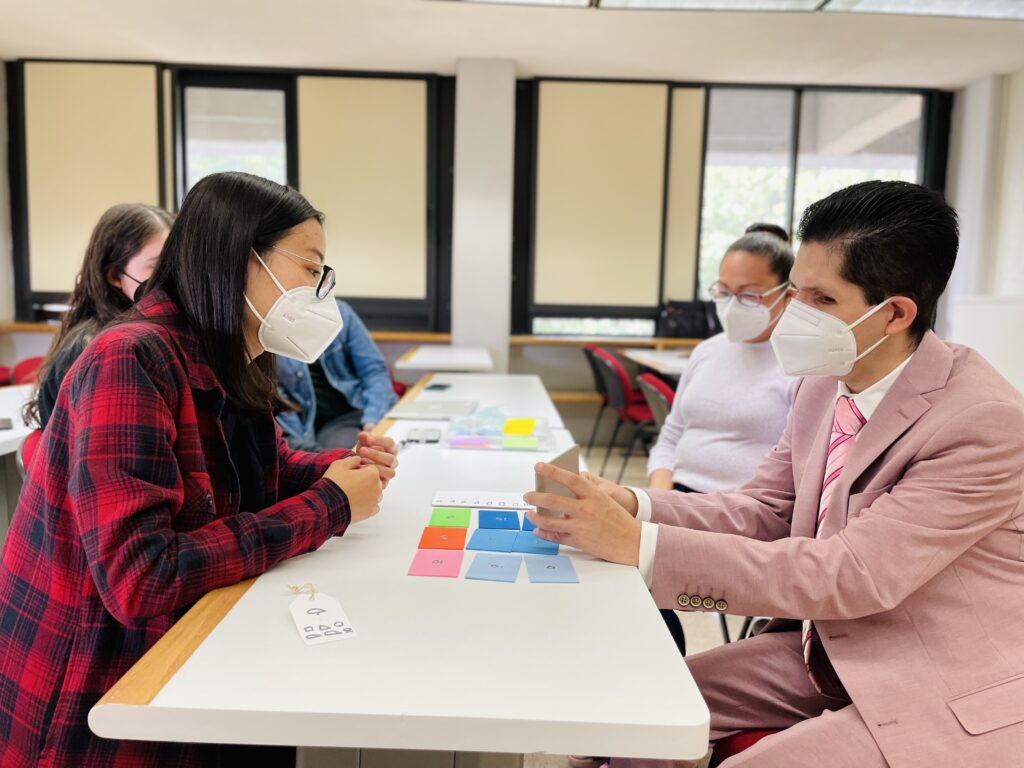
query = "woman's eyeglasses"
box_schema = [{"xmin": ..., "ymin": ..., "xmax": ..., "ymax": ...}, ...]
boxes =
[
  {"xmin": 269, "ymin": 244, "xmax": 336, "ymax": 300},
  {"xmin": 707, "ymin": 281, "xmax": 789, "ymax": 308}
]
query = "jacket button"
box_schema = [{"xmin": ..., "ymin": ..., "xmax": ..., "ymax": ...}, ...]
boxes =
[
  {"xmin": 677, "ymin": 594, "xmax": 690, "ymax": 608},
  {"xmin": 715, "ymin": 599, "xmax": 728, "ymax": 612},
  {"xmin": 689, "ymin": 595, "xmax": 703, "ymax": 608},
  {"xmin": 702, "ymin": 597, "xmax": 716, "ymax": 610}
]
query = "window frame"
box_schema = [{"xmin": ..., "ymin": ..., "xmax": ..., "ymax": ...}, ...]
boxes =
[{"xmin": 511, "ymin": 78, "xmax": 951, "ymax": 335}]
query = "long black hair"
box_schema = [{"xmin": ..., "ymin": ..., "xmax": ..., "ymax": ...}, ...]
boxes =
[
  {"xmin": 144, "ymin": 172, "xmax": 324, "ymax": 412},
  {"xmin": 24, "ymin": 203, "xmax": 173, "ymax": 427}
]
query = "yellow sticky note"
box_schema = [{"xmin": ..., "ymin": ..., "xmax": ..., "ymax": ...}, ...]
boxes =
[{"xmin": 504, "ymin": 418, "xmax": 536, "ymax": 436}]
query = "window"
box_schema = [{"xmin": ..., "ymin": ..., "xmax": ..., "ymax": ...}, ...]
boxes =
[
  {"xmin": 179, "ymin": 72, "xmax": 293, "ymax": 198},
  {"xmin": 793, "ymin": 91, "xmax": 923, "ymax": 239},
  {"xmin": 697, "ymin": 88, "xmax": 796, "ymax": 296}
]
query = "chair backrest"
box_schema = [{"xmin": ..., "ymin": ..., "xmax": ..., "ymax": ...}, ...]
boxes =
[
  {"xmin": 16, "ymin": 430, "xmax": 43, "ymax": 480},
  {"xmin": 637, "ymin": 373, "xmax": 675, "ymax": 430},
  {"xmin": 581, "ymin": 345, "xmax": 609, "ymax": 401},
  {"xmin": 592, "ymin": 348, "xmax": 634, "ymax": 412},
  {"xmin": 12, "ymin": 356, "xmax": 44, "ymax": 385}
]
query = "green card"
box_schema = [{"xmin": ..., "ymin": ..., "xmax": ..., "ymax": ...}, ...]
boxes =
[
  {"xmin": 429, "ymin": 507, "xmax": 471, "ymax": 528},
  {"xmin": 503, "ymin": 435, "xmax": 539, "ymax": 451}
]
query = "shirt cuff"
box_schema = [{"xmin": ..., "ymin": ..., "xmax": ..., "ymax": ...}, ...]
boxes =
[
  {"xmin": 638, "ymin": 521, "xmax": 658, "ymax": 589},
  {"xmin": 627, "ymin": 486, "xmax": 653, "ymax": 522}
]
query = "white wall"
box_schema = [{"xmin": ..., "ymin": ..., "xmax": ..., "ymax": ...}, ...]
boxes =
[
  {"xmin": 450, "ymin": 59, "xmax": 516, "ymax": 373},
  {"xmin": 0, "ymin": 64, "xmax": 13, "ymax": 323},
  {"xmin": 943, "ymin": 66, "xmax": 1024, "ymax": 340},
  {"xmin": 991, "ymin": 68, "xmax": 1024, "ymax": 296}
]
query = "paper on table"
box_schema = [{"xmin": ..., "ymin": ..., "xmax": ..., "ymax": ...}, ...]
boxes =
[
  {"xmin": 429, "ymin": 507, "xmax": 472, "ymax": 528},
  {"xmin": 465, "ymin": 553, "xmax": 522, "ymax": 583},
  {"xmin": 408, "ymin": 549, "xmax": 464, "ymax": 578},
  {"xmin": 418, "ymin": 527, "xmax": 467, "ymax": 550}
]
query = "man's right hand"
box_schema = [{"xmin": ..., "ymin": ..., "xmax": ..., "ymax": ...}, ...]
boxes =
[
  {"xmin": 323, "ymin": 456, "xmax": 383, "ymax": 523},
  {"xmin": 581, "ymin": 472, "xmax": 639, "ymax": 517}
]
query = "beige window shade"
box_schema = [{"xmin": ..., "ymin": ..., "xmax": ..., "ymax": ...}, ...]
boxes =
[
  {"xmin": 298, "ymin": 76, "xmax": 427, "ymax": 300},
  {"xmin": 662, "ymin": 88, "xmax": 706, "ymax": 302},
  {"xmin": 533, "ymin": 81, "xmax": 667, "ymax": 308},
  {"xmin": 24, "ymin": 62, "xmax": 160, "ymax": 293}
]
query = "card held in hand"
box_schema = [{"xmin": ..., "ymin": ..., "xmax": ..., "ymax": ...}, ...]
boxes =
[{"xmin": 535, "ymin": 444, "xmax": 580, "ymax": 517}]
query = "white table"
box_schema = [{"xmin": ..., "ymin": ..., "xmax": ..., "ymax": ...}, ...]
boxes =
[
  {"xmin": 90, "ymin": 376, "xmax": 709, "ymax": 761},
  {"xmin": 621, "ymin": 349, "xmax": 691, "ymax": 378},
  {"xmin": 0, "ymin": 385, "xmax": 33, "ymax": 544},
  {"xmin": 0, "ymin": 384, "xmax": 33, "ymax": 456},
  {"xmin": 395, "ymin": 345, "xmax": 495, "ymax": 373},
  {"xmin": 414, "ymin": 373, "xmax": 565, "ymax": 429}
]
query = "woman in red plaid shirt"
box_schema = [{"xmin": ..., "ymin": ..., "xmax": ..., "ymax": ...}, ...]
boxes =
[{"xmin": 0, "ymin": 172, "xmax": 398, "ymax": 767}]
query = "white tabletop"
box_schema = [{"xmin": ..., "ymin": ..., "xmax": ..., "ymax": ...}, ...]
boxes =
[
  {"xmin": 395, "ymin": 345, "xmax": 495, "ymax": 373},
  {"xmin": 89, "ymin": 386, "xmax": 709, "ymax": 759},
  {"xmin": 621, "ymin": 349, "xmax": 691, "ymax": 378},
  {"xmin": 0, "ymin": 385, "xmax": 33, "ymax": 456},
  {"xmin": 413, "ymin": 373, "xmax": 565, "ymax": 429}
]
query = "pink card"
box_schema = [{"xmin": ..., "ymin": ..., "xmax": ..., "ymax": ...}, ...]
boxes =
[{"xmin": 408, "ymin": 548, "xmax": 464, "ymax": 578}]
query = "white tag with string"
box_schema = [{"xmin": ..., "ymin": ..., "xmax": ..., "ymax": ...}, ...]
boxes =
[{"xmin": 287, "ymin": 583, "xmax": 356, "ymax": 645}]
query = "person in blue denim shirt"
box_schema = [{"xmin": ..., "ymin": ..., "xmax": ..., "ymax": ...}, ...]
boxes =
[{"xmin": 276, "ymin": 300, "xmax": 398, "ymax": 450}]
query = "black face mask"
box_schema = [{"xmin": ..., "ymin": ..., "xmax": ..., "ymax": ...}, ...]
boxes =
[{"xmin": 122, "ymin": 272, "xmax": 147, "ymax": 303}]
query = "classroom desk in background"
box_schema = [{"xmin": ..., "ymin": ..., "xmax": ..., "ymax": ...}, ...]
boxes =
[
  {"xmin": 0, "ymin": 384, "xmax": 34, "ymax": 545},
  {"xmin": 395, "ymin": 345, "xmax": 495, "ymax": 373},
  {"xmin": 90, "ymin": 373, "xmax": 710, "ymax": 767},
  {"xmin": 620, "ymin": 348, "xmax": 692, "ymax": 378}
]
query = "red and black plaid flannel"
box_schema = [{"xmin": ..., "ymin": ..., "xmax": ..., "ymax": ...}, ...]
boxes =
[{"xmin": 0, "ymin": 291, "xmax": 353, "ymax": 767}]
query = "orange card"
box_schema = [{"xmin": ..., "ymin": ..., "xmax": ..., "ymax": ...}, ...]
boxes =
[{"xmin": 418, "ymin": 527, "xmax": 467, "ymax": 551}]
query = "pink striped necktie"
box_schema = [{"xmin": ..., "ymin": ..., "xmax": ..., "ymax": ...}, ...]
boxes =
[{"xmin": 803, "ymin": 395, "xmax": 867, "ymax": 690}]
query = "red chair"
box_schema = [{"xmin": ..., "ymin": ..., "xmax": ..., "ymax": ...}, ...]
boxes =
[
  {"xmin": 581, "ymin": 345, "xmax": 645, "ymax": 457},
  {"xmin": 388, "ymin": 362, "xmax": 407, "ymax": 397},
  {"xmin": 591, "ymin": 348, "xmax": 653, "ymax": 477},
  {"xmin": 16, "ymin": 430, "xmax": 43, "ymax": 480},
  {"xmin": 12, "ymin": 356, "xmax": 44, "ymax": 385},
  {"xmin": 0, "ymin": 365, "xmax": 11, "ymax": 386},
  {"xmin": 636, "ymin": 373, "xmax": 675, "ymax": 429},
  {"xmin": 713, "ymin": 729, "xmax": 782, "ymax": 762}
]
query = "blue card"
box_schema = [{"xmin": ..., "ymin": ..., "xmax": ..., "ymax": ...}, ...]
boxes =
[
  {"xmin": 525, "ymin": 555, "xmax": 578, "ymax": 584},
  {"xmin": 521, "ymin": 514, "xmax": 536, "ymax": 532},
  {"xmin": 478, "ymin": 510, "xmax": 521, "ymax": 530},
  {"xmin": 512, "ymin": 530, "xmax": 559, "ymax": 555},
  {"xmin": 466, "ymin": 553, "xmax": 522, "ymax": 583},
  {"xmin": 466, "ymin": 528, "xmax": 518, "ymax": 553}
]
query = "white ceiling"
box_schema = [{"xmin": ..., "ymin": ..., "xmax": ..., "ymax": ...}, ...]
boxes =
[{"xmin": 1, "ymin": 0, "xmax": 1023, "ymax": 89}]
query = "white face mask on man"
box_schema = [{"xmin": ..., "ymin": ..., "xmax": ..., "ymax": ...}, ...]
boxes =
[
  {"xmin": 715, "ymin": 283, "xmax": 788, "ymax": 343},
  {"xmin": 770, "ymin": 298, "xmax": 893, "ymax": 377},
  {"xmin": 243, "ymin": 249, "xmax": 343, "ymax": 363}
]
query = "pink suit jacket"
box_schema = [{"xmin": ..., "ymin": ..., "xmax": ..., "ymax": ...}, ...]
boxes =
[{"xmin": 647, "ymin": 331, "xmax": 1024, "ymax": 767}]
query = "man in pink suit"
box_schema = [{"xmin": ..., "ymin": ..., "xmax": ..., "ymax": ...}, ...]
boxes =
[{"xmin": 527, "ymin": 181, "xmax": 1024, "ymax": 767}]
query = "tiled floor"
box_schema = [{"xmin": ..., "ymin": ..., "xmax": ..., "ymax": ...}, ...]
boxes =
[{"xmin": 523, "ymin": 453, "xmax": 737, "ymax": 768}]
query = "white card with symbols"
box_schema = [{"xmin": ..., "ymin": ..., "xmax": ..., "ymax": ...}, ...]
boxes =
[
  {"xmin": 289, "ymin": 592, "xmax": 356, "ymax": 645},
  {"xmin": 432, "ymin": 490, "xmax": 534, "ymax": 511}
]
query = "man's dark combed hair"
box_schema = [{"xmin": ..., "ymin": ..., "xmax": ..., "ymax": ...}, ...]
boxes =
[{"xmin": 797, "ymin": 180, "xmax": 958, "ymax": 343}]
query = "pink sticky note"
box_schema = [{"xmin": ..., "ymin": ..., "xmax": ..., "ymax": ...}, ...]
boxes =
[
  {"xmin": 408, "ymin": 548, "xmax": 464, "ymax": 578},
  {"xmin": 449, "ymin": 435, "xmax": 489, "ymax": 448}
]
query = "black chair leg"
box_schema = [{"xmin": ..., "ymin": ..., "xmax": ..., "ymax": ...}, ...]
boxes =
[
  {"xmin": 600, "ymin": 418, "xmax": 624, "ymax": 477},
  {"xmin": 585, "ymin": 403, "xmax": 608, "ymax": 457},
  {"xmin": 616, "ymin": 421, "xmax": 652, "ymax": 484},
  {"xmin": 737, "ymin": 615, "xmax": 754, "ymax": 641},
  {"xmin": 719, "ymin": 613, "xmax": 731, "ymax": 644}
]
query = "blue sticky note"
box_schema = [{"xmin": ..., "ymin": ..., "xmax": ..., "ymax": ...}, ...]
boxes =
[
  {"xmin": 466, "ymin": 528, "xmax": 518, "ymax": 553},
  {"xmin": 512, "ymin": 530, "xmax": 559, "ymax": 555},
  {"xmin": 478, "ymin": 510, "xmax": 521, "ymax": 530},
  {"xmin": 466, "ymin": 553, "xmax": 522, "ymax": 583},
  {"xmin": 525, "ymin": 555, "xmax": 578, "ymax": 584},
  {"xmin": 522, "ymin": 515, "xmax": 537, "ymax": 532}
]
